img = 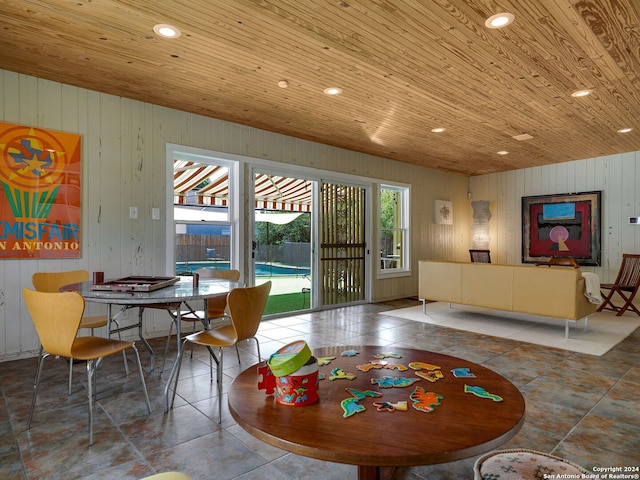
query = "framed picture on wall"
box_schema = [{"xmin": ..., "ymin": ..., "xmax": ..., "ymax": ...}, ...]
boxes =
[
  {"xmin": 434, "ymin": 199, "xmax": 453, "ymax": 225},
  {"xmin": 522, "ymin": 191, "xmax": 601, "ymax": 266}
]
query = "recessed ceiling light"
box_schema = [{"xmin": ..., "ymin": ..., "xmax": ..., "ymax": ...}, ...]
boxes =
[
  {"xmin": 497, "ymin": 151, "xmax": 509, "ymax": 155},
  {"xmin": 431, "ymin": 127, "xmax": 445, "ymax": 133},
  {"xmin": 485, "ymin": 13, "xmax": 515, "ymax": 29},
  {"xmin": 153, "ymin": 24, "xmax": 181, "ymax": 38},
  {"xmin": 617, "ymin": 127, "xmax": 633, "ymax": 133},
  {"xmin": 277, "ymin": 80, "xmax": 289, "ymax": 88},
  {"xmin": 571, "ymin": 88, "xmax": 593, "ymax": 97},
  {"xmin": 323, "ymin": 87, "xmax": 343, "ymax": 95}
]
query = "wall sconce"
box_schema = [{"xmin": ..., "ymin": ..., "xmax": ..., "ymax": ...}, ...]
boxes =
[{"xmin": 471, "ymin": 200, "xmax": 491, "ymax": 248}]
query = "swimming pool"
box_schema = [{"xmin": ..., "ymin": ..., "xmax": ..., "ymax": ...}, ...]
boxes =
[{"xmin": 176, "ymin": 261, "xmax": 309, "ymax": 276}]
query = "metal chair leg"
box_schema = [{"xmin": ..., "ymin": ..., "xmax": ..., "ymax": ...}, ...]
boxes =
[
  {"xmin": 160, "ymin": 320, "xmax": 175, "ymax": 374},
  {"xmin": 86, "ymin": 359, "xmax": 95, "ymax": 446},
  {"xmin": 170, "ymin": 337, "xmax": 189, "ymax": 409},
  {"xmin": 27, "ymin": 352, "xmax": 48, "ymax": 429},
  {"xmin": 131, "ymin": 343, "xmax": 151, "ymax": 414}
]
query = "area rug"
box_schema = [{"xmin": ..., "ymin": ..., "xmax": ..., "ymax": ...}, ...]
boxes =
[{"xmin": 381, "ymin": 302, "xmax": 640, "ymax": 356}]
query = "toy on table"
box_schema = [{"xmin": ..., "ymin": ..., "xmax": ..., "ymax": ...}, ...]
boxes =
[
  {"xmin": 316, "ymin": 356, "xmax": 336, "ymax": 366},
  {"xmin": 328, "ymin": 367, "xmax": 357, "ymax": 381},
  {"xmin": 373, "ymin": 400, "xmax": 408, "ymax": 412},
  {"xmin": 257, "ymin": 361, "xmax": 276, "ymax": 395},
  {"xmin": 451, "ymin": 367, "xmax": 476, "ymax": 378},
  {"xmin": 267, "ymin": 340, "xmax": 312, "ymax": 377},
  {"xmin": 340, "ymin": 388, "xmax": 382, "ymax": 418},
  {"xmin": 356, "ymin": 362, "xmax": 407, "ymax": 372},
  {"xmin": 464, "ymin": 384, "xmax": 503, "ymax": 402},
  {"xmin": 409, "ymin": 386, "xmax": 444, "ymax": 412},
  {"xmin": 371, "ymin": 376, "xmax": 420, "ymax": 388},
  {"xmin": 341, "ymin": 349, "xmax": 359, "ymax": 357},
  {"xmin": 415, "ymin": 370, "xmax": 444, "ymax": 382},
  {"xmin": 373, "ymin": 352, "xmax": 402, "ymax": 359},
  {"xmin": 408, "ymin": 361, "xmax": 441, "ymax": 371}
]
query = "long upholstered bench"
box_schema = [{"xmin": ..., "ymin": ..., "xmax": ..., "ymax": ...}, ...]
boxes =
[{"xmin": 418, "ymin": 260, "xmax": 599, "ymax": 338}]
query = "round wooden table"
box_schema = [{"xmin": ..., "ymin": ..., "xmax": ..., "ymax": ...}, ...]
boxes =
[{"xmin": 228, "ymin": 345, "xmax": 525, "ymax": 480}]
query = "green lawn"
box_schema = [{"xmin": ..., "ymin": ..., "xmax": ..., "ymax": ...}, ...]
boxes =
[{"xmin": 263, "ymin": 292, "xmax": 309, "ymax": 315}]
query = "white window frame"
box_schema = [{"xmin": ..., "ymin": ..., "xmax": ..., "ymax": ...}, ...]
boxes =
[{"xmin": 377, "ymin": 183, "xmax": 410, "ymax": 278}]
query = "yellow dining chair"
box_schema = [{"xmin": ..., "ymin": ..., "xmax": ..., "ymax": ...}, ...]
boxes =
[
  {"xmin": 172, "ymin": 281, "xmax": 271, "ymax": 422},
  {"xmin": 160, "ymin": 268, "xmax": 241, "ymax": 374},
  {"xmin": 23, "ymin": 288, "xmax": 151, "ymax": 446},
  {"xmin": 32, "ymin": 270, "xmax": 127, "ymax": 394}
]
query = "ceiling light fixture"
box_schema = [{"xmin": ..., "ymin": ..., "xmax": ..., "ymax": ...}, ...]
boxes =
[
  {"xmin": 153, "ymin": 24, "xmax": 181, "ymax": 38},
  {"xmin": 617, "ymin": 127, "xmax": 633, "ymax": 133},
  {"xmin": 485, "ymin": 13, "xmax": 515, "ymax": 29},
  {"xmin": 323, "ymin": 87, "xmax": 342, "ymax": 95},
  {"xmin": 277, "ymin": 80, "xmax": 289, "ymax": 88},
  {"xmin": 497, "ymin": 151, "xmax": 509, "ymax": 155},
  {"xmin": 571, "ymin": 88, "xmax": 593, "ymax": 98},
  {"xmin": 431, "ymin": 127, "xmax": 445, "ymax": 133}
]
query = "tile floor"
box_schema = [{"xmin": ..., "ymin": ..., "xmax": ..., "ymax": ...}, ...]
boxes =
[{"xmin": 1, "ymin": 298, "xmax": 639, "ymax": 479}]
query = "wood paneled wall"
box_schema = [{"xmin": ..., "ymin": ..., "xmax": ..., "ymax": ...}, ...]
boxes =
[
  {"xmin": 469, "ymin": 152, "xmax": 640, "ymax": 281},
  {"xmin": 0, "ymin": 70, "xmax": 469, "ymax": 360}
]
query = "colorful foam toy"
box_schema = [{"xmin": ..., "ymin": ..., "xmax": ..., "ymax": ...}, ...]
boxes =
[
  {"xmin": 316, "ymin": 356, "xmax": 336, "ymax": 366},
  {"xmin": 451, "ymin": 367, "xmax": 476, "ymax": 378},
  {"xmin": 257, "ymin": 362, "xmax": 276, "ymax": 394},
  {"xmin": 371, "ymin": 376, "xmax": 420, "ymax": 388},
  {"xmin": 415, "ymin": 370, "xmax": 444, "ymax": 382},
  {"xmin": 408, "ymin": 361, "xmax": 441, "ymax": 371},
  {"xmin": 356, "ymin": 362, "xmax": 408, "ymax": 372},
  {"xmin": 464, "ymin": 384, "xmax": 503, "ymax": 402},
  {"xmin": 373, "ymin": 352, "xmax": 402, "ymax": 359},
  {"xmin": 328, "ymin": 367, "xmax": 357, "ymax": 381},
  {"xmin": 340, "ymin": 388, "xmax": 382, "ymax": 418},
  {"xmin": 409, "ymin": 386, "xmax": 444, "ymax": 412},
  {"xmin": 373, "ymin": 401, "xmax": 408, "ymax": 412},
  {"xmin": 341, "ymin": 349, "xmax": 359, "ymax": 357}
]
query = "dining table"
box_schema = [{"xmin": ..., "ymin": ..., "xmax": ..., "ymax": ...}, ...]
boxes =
[
  {"xmin": 64, "ymin": 275, "xmax": 240, "ymax": 412},
  {"xmin": 228, "ymin": 345, "xmax": 525, "ymax": 480}
]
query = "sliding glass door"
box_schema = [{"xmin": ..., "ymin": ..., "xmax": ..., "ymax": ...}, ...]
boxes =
[{"xmin": 320, "ymin": 181, "xmax": 366, "ymax": 306}]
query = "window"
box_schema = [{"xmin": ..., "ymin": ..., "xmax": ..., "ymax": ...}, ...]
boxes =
[
  {"xmin": 172, "ymin": 159, "xmax": 236, "ymax": 275},
  {"xmin": 378, "ymin": 184, "xmax": 409, "ymax": 275}
]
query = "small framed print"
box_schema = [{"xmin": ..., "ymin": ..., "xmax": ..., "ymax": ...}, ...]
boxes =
[{"xmin": 435, "ymin": 200, "xmax": 453, "ymax": 225}]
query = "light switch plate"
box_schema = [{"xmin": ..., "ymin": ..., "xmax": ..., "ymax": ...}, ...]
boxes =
[
  {"xmin": 152, "ymin": 208, "xmax": 160, "ymax": 220},
  {"xmin": 129, "ymin": 206, "xmax": 138, "ymax": 219}
]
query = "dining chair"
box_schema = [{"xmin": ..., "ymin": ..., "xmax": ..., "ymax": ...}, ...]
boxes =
[
  {"xmin": 23, "ymin": 288, "xmax": 151, "ymax": 446},
  {"xmin": 469, "ymin": 249, "xmax": 491, "ymax": 263},
  {"xmin": 160, "ymin": 268, "xmax": 241, "ymax": 374},
  {"xmin": 32, "ymin": 270, "xmax": 128, "ymax": 394},
  {"xmin": 171, "ymin": 281, "xmax": 271, "ymax": 422},
  {"xmin": 597, "ymin": 253, "xmax": 640, "ymax": 316}
]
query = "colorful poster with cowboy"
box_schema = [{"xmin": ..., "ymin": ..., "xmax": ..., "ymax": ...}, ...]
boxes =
[{"xmin": 0, "ymin": 122, "xmax": 81, "ymax": 258}]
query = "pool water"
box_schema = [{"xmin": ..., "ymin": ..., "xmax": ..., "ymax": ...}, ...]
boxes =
[{"xmin": 176, "ymin": 261, "xmax": 309, "ymax": 276}]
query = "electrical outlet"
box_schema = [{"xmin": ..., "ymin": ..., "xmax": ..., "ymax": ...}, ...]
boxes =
[{"xmin": 129, "ymin": 206, "xmax": 138, "ymax": 219}]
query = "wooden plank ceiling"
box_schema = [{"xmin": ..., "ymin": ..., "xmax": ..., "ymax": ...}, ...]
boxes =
[{"xmin": 1, "ymin": 0, "xmax": 639, "ymax": 176}]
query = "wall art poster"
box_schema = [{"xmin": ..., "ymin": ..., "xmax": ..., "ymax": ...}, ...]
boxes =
[
  {"xmin": 522, "ymin": 191, "xmax": 601, "ymax": 266},
  {"xmin": 0, "ymin": 122, "xmax": 81, "ymax": 259},
  {"xmin": 435, "ymin": 199, "xmax": 453, "ymax": 225}
]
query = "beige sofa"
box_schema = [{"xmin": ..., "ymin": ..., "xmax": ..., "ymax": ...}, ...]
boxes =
[{"xmin": 418, "ymin": 261, "xmax": 599, "ymax": 337}]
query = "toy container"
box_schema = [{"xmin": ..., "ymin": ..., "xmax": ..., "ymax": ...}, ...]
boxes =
[{"xmin": 275, "ymin": 356, "xmax": 319, "ymax": 406}]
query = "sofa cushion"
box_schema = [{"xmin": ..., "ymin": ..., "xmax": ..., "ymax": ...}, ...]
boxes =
[{"xmin": 461, "ymin": 264, "xmax": 513, "ymax": 311}]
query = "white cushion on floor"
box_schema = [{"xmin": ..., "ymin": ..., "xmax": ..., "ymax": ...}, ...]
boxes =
[{"xmin": 474, "ymin": 449, "xmax": 589, "ymax": 479}]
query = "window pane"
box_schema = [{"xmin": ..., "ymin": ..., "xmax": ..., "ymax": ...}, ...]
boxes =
[
  {"xmin": 175, "ymin": 222, "xmax": 232, "ymax": 275},
  {"xmin": 379, "ymin": 186, "xmax": 407, "ymax": 271}
]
